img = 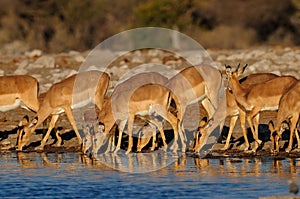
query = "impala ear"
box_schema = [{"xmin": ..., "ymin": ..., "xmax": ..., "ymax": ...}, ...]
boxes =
[
  {"xmin": 198, "ymin": 117, "xmax": 208, "ymax": 128},
  {"xmin": 225, "ymin": 65, "xmax": 232, "ymax": 76},
  {"xmin": 198, "ymin": 117, "xmax": 213, "ymax": 130},
  {"xmin": 268, "ymin": 120, "xmax": 275, "ymax": 132},
  {"xmin": 18, "ymin": 115, "xmax": 29, "ymax": 127},
  {"xmin": 280, "ymin": 121, "xmax": 289, "ymax": 131}
]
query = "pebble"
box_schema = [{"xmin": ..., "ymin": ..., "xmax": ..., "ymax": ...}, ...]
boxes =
[{"xmin": 25, "ymin": 49, "xmax": 43, "ymax": 58}]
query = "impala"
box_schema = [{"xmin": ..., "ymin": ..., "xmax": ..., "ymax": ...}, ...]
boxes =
[
  {"xmin": 95, "ymin": 72, "xmax": 173, "ymax": 154},
  {"xmin": 0, "ymin": 75, "xmax": 39, "ymax": 113},
  {"xmin": 222, "ymin": 72, "xmax": 279, "ymax": 151},
  {"xmin": 96, "ymin": 84, "xmax": 181, "ymax": 154},
  {"xmin": 0, "ymin": 75, "xmax": 39, "ymax": 143},
  {"xmin": 269, "ymin": 81, "xmax": 300, "ymax": 152},
  {"xmin": 191, "ymin": 117, "xmax": 212, "ymax": 152},
  {"xmin": 166, "ymin": 64, "xmax": 223, "ymax": 151},
  {"xmin": 17, "ymin": 70, "xmax": 110, "ymax": 151},
  {"xmin": 225, "ymin": 64, "xmax": 297, "ymax": 152}
]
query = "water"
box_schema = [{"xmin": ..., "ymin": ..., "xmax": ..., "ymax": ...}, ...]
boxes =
[{"xmin": 0, "ymin": 152, "xmax": 299, "ymax": 199}]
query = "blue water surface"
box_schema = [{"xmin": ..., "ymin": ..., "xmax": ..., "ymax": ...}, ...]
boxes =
[{"xmin": 0, "ymin": 152, "xmax": 298, "ymax": 199}]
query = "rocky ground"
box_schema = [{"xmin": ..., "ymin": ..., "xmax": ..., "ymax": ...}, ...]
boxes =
[{"xmin": 0, "ymin": 46, "xmax": 299, "ymax": 157}]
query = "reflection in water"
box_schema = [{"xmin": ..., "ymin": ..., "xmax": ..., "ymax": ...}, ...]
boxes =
[
  {"xmin": 0, "ymin": 152, "xmax": 299, "ymax": 198},
  {"xmin": 11, "ymin": 152, "xmax": 300, "ymax": 178},
  {"xmin": 93, "ymin": 151, "xmax": 176, "ymax": 173}
]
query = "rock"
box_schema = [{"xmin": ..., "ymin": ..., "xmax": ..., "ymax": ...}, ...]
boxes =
[
  {"xmin": 14, "ymin": 68, "xmax": 28, "ymax": 75},
  {"xmin": 34, "ymin": 55, "xmax": 55, "ymax": 68},
  {"xmin": 16, "ymin": 59, "xmax": 28, "ymax": 69},
  {"xmin": 26, "ymin": 55, "xmax": 55, "ymax": 70},
  {"xmin": 25, "ymin": 49, "xmax": 43, "ymax": 58},
  {"xmin": 109, "ymin": 66, "xmax": 129, "ymax": 80},
  {"xmin": 131, "ymin": 50, "xmax": 145, "ymax": 64},
  {"xmin": 0, "ymin": 40, "xmax": 29, "ymax": 55},
  {"xmin": 0, "ymin": 140, "xmax": 14, "ymax": 150}
]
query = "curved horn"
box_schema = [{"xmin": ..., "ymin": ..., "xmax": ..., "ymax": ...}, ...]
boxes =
[{"xmin": 235, "ymin": 63, "xmax": 241, "ymax": 72}]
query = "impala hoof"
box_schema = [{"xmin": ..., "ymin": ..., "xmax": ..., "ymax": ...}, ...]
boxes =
[
  {"xmin": 244, "ymin": 150, "xmax": 254, "ymax": 154},
  {"xmin": 285, "ymin": 148, "xmax": 292, "ymax": 153},
  {"xmin": 293, "ymin": 148, "xmax": 300, "ymax": 152},
  {"xmin": 35, "ymin": 146, "xmax": 44, "ymax": 152},
  {"xmin": 125, "ymin": 150, "xmax": 131, "ymax": 154},
  {"xmin": 169, "ymin": 146, "xmax": 178, "ymax": 153},
  {"xmin": 256, "ymin": 139, "xmax": 262, "ymax": 145},
  {"xmin": 112, "ymin": 149, "xmax": 119, "ymax": 154},
  {"xmin": 56, "ymin": 140, "xmax": 62, "ymax": 147},
  {"xmin": 220, "ymin": 146, "xmax": 229, "ymax": 151},
  {"xmin": 243, "ymin": 146, "xmax": 250, "ymax": 151},
  {"xmin": 251, "ymin": 147, "xmax": 258, "ymax": 153},
  {"xmin": 271, "ymin": 149, "xmax": 279, "ymax": 155}
]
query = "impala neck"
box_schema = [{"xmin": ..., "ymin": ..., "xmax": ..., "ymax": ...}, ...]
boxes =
[
  {"xmin": 229, "ymin": 73, "xmax": 247, "ymax": 104},
  {"xmin": 99, "ymin": 98, "xmax": 115, "ymax": 135}
]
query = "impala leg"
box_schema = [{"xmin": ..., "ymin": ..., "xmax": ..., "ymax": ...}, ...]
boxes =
[
  {"xmin": 252, "ymin": 113, "xmax": 261, "ymax": 151},
  {"xmin": 151, "ymin": 127, "xmax": 156, "ymax": 151},
  {"xmin": 82, "ymin": 125, "xmax": 92, "ymax": 155},
  {"xmin": 148, "ymin": 122, "xmax": 157, "ymax": 151},
  {"xmin": 222, "ymin": 115, "xmax": 238, "ymax": 150},
  {"xmin": 178, "ymin": 126, "xmax": 186, "ymax": 152},
  {"xmin": 268, "ymin": 121, "xmax": 279, "ymax": 153},
  {"xmin": 150, "ymin": 117, "xmax": 167, "ymax": 151},
  {"xmin": 17, "ymin": 112, "xmax": 51, "ymax": 151},
  {"xmin": 189, "ymin": 131, "xmax": 197, "ymax": 152},
  {"xmin": 166, "ymin": 111, "xmax": 181, "ymax": 152},
  {"xmin": 55, "ymin": 128, "xmax": 62, "ymax": 147},
  {"xmin": 16, "ymin": 116, "xmax": 29, "ymax": 146},
  {"xmin": 114, "ymin": 120, "xmax": 126, "ymax": 153},
  {"xmin": 275, "ymin": 134, "xmax": 280, "ymax": 153},
  {"xmin": 110, "ymin": 130, "xmax": 116, "ymax": 152},
  {"xmin": 296, "ymin": 129, "xmax": 300, "ymax": 150},
  {"xmin": 201, "ymin": 97, "xmax": 215, "ymax": 120},
  {"xmin": 37, "ymin": 114, "xmax": 59, "ymax": 150},
  {"xmin": 105, "ymin": 134, "xmax": 112, "ymax": 153},
  {"xmin": 194, "ymin": 127, "xmax": 208, "ymax": 153},
  {"xmin": 92, "ymin": 130, "xmax": 109, "ymax": 155},
  {"xmin": 126, "ymin": 116, "xmax": 134, "ymax": 154},
  {"xmin": 247, "ymin": 109, "xmax": 261, "ymax": 152},
  {"xmin": 295, "ymin": 117, "xmax": 300, "ymax": 149},
  {"xmin": 64, "ymin": 107, "xmax": 82, "ymax": 146},
  {"xmin": 239, "ymin": 110, "xmax": 250, "ymax": 150},
  {"xmin": 286, "ymin": 117, "xmax": 297, "ymax": 152},
  {"xmin": 136, "ymin": 131, "xmax": 143, "ymax": 152},
  {"xmin": 193, "ymin": 130, "xmax": 201, "ymax": 152},
  {"xmin": 247, "ymin": 115, "xmax": 255, "ymax": 144}
]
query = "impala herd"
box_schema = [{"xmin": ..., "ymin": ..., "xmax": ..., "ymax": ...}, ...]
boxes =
[{"xmin": 0, "ymin": 60, "xmax": 299, "ymax": 156}]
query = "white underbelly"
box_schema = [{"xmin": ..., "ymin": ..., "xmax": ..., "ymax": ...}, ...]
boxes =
[
  {"xmin": 71, "ymin": 98, "xmax": 92, "ymax": 109},
  {"xmin": 0, "ymin": 99, "xmax": 21, "ymax": 112},
  {"xmin": 136, "ymin": 110, "xmax": 151, "ymax": 117},
  {"xmin": 56, "ymin": 108, "xmax": 65, "ymax": 115},
  {"xmin": 261, "ymin": 105, "xmax": 278, "ymax": 111}
]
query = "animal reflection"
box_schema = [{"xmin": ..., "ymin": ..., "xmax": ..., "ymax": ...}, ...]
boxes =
[{"xmin": 14, "ymin": 151, "xmax": 299, "ymax": 177}]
